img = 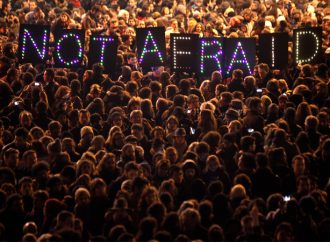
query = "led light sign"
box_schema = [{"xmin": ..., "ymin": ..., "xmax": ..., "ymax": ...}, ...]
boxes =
[
  {"xmin": 293, "ymin": 27, "xmax": 322, "ymax": 64},
  {"xmin": 258, "ymin": 33, "xmax": 288, "ymax": 69},
  {"xmin": 199, "ymin": 38, "xmax": 223, "ymax": 76},
  {"xmin": 170, "ymin": 34, "xmax": 199, "ymax": 73},
  {"xmin": 136, "ymin": 27, "xmax": 166, "ymax": 72},
  {"xmin": 54, "ymin": 29, "xmax": 85, "ymax": 68},
  {"xmin": 224, "ymin": 38, "xmax": 256, "ymax": 77},
  {"xmin": 88, "ymin": 35, "xmax": 118, "ymax": 74},
  {"xmin": 18, "ymin": 24, "xmax": 50, "ymax": 64}
]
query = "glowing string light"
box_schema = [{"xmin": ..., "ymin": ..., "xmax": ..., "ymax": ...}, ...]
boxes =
[
  {"xmin": 200, "ymin": 39, "xmax": 223, "ymax": 74},
  {"xmin": 226, "ymin": 41, "xmax": 252, "ymax": 75},
  {"xmin": 21, "ymin": 29, "xmax": 48, "ymax": 60},
  {"xmin": 56, "ymin": 33, "xmax": 83, "ymax": 66},
  {"xmin": 92, "ymin": 36, "xmax": 114, "ymax": 66},
  {"xmin": 139, "ymin": 31, "xmax": 163, "ymax": 64},
  {"xmin": 173, "ymin": 36, "xmax": 192, "ymax": 70},
  {"xmin": 271, "ymin": 36, "xmax": 275, "ymax": 68},
  {"xmin": 295, "ymin": 30, "xmax": 320, "ymax": 64}
]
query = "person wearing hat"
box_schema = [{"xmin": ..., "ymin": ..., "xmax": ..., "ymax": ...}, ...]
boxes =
[{"xmin": 172, "ymin": 128, "xmax": 187, "ymax": 162}]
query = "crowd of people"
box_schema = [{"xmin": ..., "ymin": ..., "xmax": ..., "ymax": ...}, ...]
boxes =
[{"xmin": 0, "ymin": 0, "xmax": 329, "ymax": 241}]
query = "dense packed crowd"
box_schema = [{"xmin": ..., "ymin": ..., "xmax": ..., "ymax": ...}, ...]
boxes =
[{"xmin": 0, "ymin": 0, "xmax": 329, "ymax": 241}]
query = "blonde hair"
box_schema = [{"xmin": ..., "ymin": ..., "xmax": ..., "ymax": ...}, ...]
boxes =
[
  {"xmin": 74, "ymin": 187, "xmax": 90, "ymax": 202},
  {"xmin": 230, "ymin": 184, "xmax": 247, "ymax": 200},
  {"xmin": 80, "ymin": 126, "xmax": 94, "ymax": 138}
]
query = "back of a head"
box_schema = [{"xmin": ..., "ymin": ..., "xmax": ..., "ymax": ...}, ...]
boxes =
[
  {"xmin": 232, "ymin": 69, "xmax": 243, "ymax": 80},
  {"xmin": 208, "ymin": 224, "xmax": 225, "ymax": 241}
]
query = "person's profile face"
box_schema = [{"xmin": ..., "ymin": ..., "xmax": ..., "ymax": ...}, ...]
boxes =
[
  {"xmin": 293, "ymin": 157, "xmax": 305, "ymax": 176},
  {"xmin": 83, "ymin": 71, "xmax": 90, "ymax": 80},
  {"xmin": 26, "ymin": 152, "xmax": 37, "ymax": 166},
  {"xmin": 43, "ymin": 71, "xmax": 49, "ymax": 81}
]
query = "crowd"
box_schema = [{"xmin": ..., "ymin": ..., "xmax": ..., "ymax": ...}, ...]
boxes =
[{"xmin": 0, "ymin": 0, "xmax": 329, "ymax": 241}]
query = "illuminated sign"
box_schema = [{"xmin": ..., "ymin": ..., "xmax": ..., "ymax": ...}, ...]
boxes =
[
  {"xmin": 136, "ymin": 27, "xmax": 166, "ymax": 71},
  {"xmin": 54, "ymin": 29, "xmax": 85, "ymax": 68},
  {"xmin": 199, "ymin": 38, "xmax": 224, "ymax": 76},
  {"xmin": 88, "ymin": 35, "xmax": 118, "ymax": 74},
  {"xmin": 259, "ymin": 33, "xmax": 288, "ymax": 69},
  {"xmin": 16, "ymin": 26, "xmax": 324, "ymax": 72},
  {"xmin": 170, "ymin": 34, "xmax": 199, "ymax": 73},
  {"xmin": 293, "ymin": 27, "xmax": 322, "ymax": 64},
  {"xmin": 224, "ymin": 38, "xmax": 256, "ymax": 76},
  {"xmin": 18, "ymin": 24, "xmax": 50, "ymax": 64}
]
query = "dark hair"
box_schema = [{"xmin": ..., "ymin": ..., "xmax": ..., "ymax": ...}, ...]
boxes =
[
  {"xmin": 22, "ymin": 72, "xmax": 34, "ymax": 86},
  {"xmin": 45, "ymin": 68, "xmax": 55, "ymax": 79},
  {"xmin": 15, "ymin": 127, "xmax": 29, "ymax": 139},
  {"xmin": 240, "ymin": 136, "xmax": 255, "ymax": 152}
]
